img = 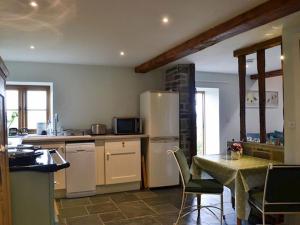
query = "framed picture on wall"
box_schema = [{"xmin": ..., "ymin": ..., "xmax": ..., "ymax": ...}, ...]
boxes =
[{"xmin": 246, "ymin": 91, "xmax": 279, "ymax": 108}]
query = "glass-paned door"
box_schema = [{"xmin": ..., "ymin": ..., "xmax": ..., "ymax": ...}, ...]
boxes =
[{"xmin": 196, "ymin": 91, "xmax": 205, "ymax": 155}]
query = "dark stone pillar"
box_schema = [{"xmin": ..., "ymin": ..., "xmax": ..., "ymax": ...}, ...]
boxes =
[{"xmin": 165, "ymin": 64, "xmax": 196, "ymax": 164}]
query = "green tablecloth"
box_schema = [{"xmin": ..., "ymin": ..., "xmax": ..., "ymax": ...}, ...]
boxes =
[{"xmin": 191, "ymin": 154, "xmax": 277, "ymax": 220}]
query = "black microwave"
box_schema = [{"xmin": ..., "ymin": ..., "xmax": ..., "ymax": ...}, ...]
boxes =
[{"xmin": 112, "ymin": 117, "xmax": 142, "ymax": 135}]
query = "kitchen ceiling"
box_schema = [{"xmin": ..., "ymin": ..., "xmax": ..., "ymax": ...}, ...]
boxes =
[
  {"xmin": 0, "ymin": 0, "xmax": 299, "ymax": 74},
  {"xmin": 166, "ymin": 11, "xmax": 300, "ymax": 75}
]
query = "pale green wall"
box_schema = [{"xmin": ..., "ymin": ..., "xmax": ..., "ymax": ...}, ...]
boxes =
[{"xmin": 6, "ymin": 61, "xmax": 164, "ymax": 130}]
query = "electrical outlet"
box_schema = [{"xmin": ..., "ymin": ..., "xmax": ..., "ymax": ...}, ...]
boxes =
[{"xmin": 288, "ymin": 121, "xmax": 296, "ymax": 129}]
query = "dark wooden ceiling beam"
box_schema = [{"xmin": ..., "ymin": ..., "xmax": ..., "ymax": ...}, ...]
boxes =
[
  {"xmin": 233, "ymin": 36, "xmax": 282, "ymax": 57},
  {"xmin": 250, "ymin": 69, "xmax": 283, "ymax": 80},
  {"xmin": 135, "ymin": 0, "xmax": 300, "ymax": 73}
]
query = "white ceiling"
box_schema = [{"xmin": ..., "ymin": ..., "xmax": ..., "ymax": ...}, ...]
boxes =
[
  {"xmin": 166, "ymin": 12, "xmax": 300, "ymax": 74},
  {"xmin": 0, "ymin": 0, "xmax": 267, "ymax": 67},
  {"xmin": 1, "ymin": 0, "xmax": 300, "ymax": 75}
]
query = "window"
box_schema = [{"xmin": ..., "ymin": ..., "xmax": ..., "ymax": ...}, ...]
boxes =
[{"xmin": 6, "ymin": 85, "xmax": 50, "ymax": 131}]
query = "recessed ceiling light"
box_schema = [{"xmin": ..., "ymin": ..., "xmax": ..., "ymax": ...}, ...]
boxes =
[
  {"xmin": 280, "ymin": 55, "xmax": 285, "ymax": 60},
  {"xmin": 162, "ymin": 17, "xmax": 169, "ymax": 24},
  {"xmin": 30, "ymin": 45, "xmax": 35, "ymax": 50},
  {"xmin": 29, "ymin": 1, "xmax": 38, "ymax": 8},
  {"xmin": 120, "ymin": 51, "xmax": 125, "ymax": 56}
]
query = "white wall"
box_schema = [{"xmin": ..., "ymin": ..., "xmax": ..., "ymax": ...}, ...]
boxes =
[
  {"xmin": 196, "ymin": 72, "xmax": 240, "ymax": 153},
  {"xmin": 6, "ymin": 61, "xmax": 164, "ymax": 130},
  {"xmin": 246, "ymin": 76, "xmax": 284, "ymax": 133},
  {"xmin": 282, "ymin": 21, "xmax": 300, "ymax": 225}
]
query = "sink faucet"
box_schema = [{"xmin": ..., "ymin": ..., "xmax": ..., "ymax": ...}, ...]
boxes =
[{"xmin": 53, "ymin": 113, "xmax": 59, "ymax": 136}]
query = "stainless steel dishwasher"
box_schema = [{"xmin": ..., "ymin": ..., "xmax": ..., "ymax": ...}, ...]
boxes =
[{"xmin": 66, "ymin": 142, "xmax": 96, "ymax": 198}]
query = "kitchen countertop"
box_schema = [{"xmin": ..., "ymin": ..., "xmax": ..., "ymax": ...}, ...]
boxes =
[
  {"xmin": 93, "ymin": 134, "xmax": 148, "ymax": 140},
  {"xmin": 9, "ymin": 149, "xmax": 70, "ymax": 172},
  {"xmin": 20, "ymin": 134, "xmax": 148, "ymax": 143}
]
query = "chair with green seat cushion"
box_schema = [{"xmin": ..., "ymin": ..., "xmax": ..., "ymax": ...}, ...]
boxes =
[
  {"xmin": 168, "ymin": 147, "xmax": 224, "ymax": 225},
  {"xmin": 185, "ymin": 179, "xmax": 223, "ymax": 193},
  {"xmin": 248, "ymin": 164, "xmax": 300, "ymax": 225}
]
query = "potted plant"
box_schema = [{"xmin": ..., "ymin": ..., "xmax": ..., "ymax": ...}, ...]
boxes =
[
  {"xmin": 7, "ymin": 112, "xmax": 18, "ymax": 128},
  {"xmin": 228, "ymin": 142, "xmax": 243, "ymax": 160}
]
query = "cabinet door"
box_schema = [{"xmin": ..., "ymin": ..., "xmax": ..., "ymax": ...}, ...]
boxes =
[
  {"xmin": 37, "ymin": 143, "xmax": 66, "ymax": 190},
  {"xmin": 105, "ymin": 140, "xmax": 141, "ymax": 185},
  {"xmin": 95, "ymin": 142, "xmax": 105, "ymax": 185}
]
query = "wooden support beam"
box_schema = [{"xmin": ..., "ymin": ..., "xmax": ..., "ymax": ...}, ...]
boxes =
[
  {"xmin": 135, "ymin": 0, "xmax": 300, "ymax": 73},
  {"xmin": 238, "ymin": 55, "xmax": 246, "ymax": 142},
  {"xmin": 234, "ymin": 36, "xmax": 282, "ymax": 57},
  {"xmin": 257, "ymin": 49, "xmax": 266, "ymax": 143},
  {"xmin": 250, "ymin": 69, "xmax": 283, "ymax": 80}
]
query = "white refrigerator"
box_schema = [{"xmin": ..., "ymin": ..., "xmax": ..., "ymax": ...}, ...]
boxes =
[{"xmin": 140, "ymin": 91, "xmax": 180, "ymax": 188}]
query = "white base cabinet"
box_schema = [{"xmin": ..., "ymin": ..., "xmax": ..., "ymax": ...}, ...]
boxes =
[
  {"xmin": 25, "ymin": 138, "xmax": 142, "ymax": 196},
  {"xmin": 105, "ymin": 140, "xmax": 141, "ymax": 185},
  {"xmin": 95, "ymin": 141, "xmax": 105, "ymax": 185}
]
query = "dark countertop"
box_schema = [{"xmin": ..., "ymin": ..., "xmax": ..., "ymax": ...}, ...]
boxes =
[{"xmin": 9, "ymin": 149, "xmax": 70, "ymax": 173}]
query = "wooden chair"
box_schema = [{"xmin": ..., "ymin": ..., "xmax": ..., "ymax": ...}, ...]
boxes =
[
  {"xmin": 168, "ymin": 147, "xmax": 224, "ymax": 225},
  {"xmin": 248, "ymin": 164, "xmax": 300, "ymax": 225}
]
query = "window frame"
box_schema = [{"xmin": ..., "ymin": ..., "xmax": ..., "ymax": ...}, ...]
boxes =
[{"xmin": 6, "ymin": 85, "xmax": 50, "ymax": 133}]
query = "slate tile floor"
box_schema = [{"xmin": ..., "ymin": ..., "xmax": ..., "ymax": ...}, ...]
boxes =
[{"xmin": 57, "ymin": 187, "xmax": 242, "ymax": 225}]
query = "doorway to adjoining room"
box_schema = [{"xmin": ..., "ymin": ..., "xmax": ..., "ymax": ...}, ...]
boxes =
[{"xmin": 196, "ymin": 88, "xmax": 220, "ymax": 155}]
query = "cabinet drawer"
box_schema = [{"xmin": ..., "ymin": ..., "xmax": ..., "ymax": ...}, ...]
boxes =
[{"xmin": 105, "ymin": 140, "xmax": 140, "ymax": 153}]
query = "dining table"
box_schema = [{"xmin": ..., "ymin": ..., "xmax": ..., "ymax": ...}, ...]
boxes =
[{"xmin": 191, "ymin": 154, "xmax": 279, "ymax": 225}]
